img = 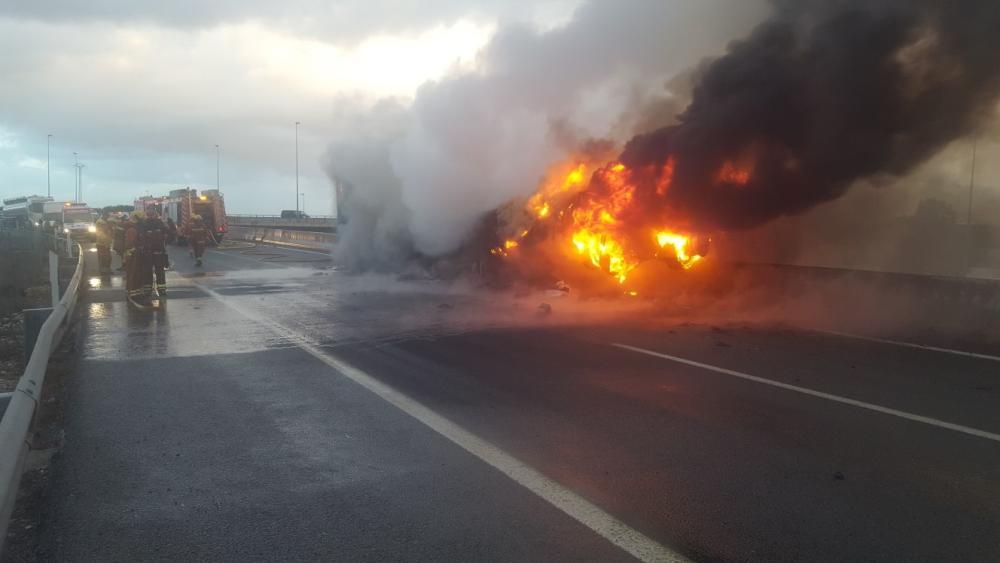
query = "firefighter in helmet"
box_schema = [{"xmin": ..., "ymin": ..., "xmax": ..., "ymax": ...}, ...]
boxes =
[
  {"xmin": 143, "ymin": 210, "xmax": 170, "ymax": 297},
  {"xmin": 123, "ymin": 211, "xmax": 147, "ymax": 305},
  {"xmin": 189, "ymin": 214, "xmax": 209, "ymax": 267},
  {"xmin": 95, "ymin": 214, "xmax": 113, "ymax": 275}
]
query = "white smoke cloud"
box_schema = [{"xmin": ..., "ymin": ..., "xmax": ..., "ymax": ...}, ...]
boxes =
[{"xmin": 326, "ymin": 0, "xmax": 770, "ymax": 268}]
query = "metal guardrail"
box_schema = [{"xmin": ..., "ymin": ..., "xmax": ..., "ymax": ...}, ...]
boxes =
[{"xmin": 0, "ymin": 241, "xmax": 83, "ymax": 552}]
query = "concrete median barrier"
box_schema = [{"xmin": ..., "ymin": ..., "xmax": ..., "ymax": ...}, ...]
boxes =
[
  {"xmin": 733, "ymin": 262, "xmax": 1000, "ymax": 318},
  {"xmin": 227, "ymin": 226, "xmax": 334, "ymax": 252}
]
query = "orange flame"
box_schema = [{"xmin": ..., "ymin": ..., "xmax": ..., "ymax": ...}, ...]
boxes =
[
  {"xmin": 654, "ymin": 231, "xmax": 703, "ymax": 270},
  {"xmin": 507, "ymin": 159, "xmax": 707, "ymax": 284}
]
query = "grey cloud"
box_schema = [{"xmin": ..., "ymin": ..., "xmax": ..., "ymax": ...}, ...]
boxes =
[{"xmin": 0, "ymin": 0, "xmax": 577, "ymax": 44}]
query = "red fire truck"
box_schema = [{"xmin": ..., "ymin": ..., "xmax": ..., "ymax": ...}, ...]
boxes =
[{"xmin": 135, "ymin": 188, "xmax": 227, "ymax": 244}]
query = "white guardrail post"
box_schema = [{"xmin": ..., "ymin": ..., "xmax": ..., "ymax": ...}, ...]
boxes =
[
  {"xmin": 49, "ymin": 250, "xmax": 59, "ymax": 305},
  {"xmin": 0, "ymin": 242, "xmax": 84, "ymax": 552}
]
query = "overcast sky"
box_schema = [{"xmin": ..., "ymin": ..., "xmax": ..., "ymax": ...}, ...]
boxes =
[
  {"xmin": 3, "ymin": 0, "xmax": 995, "ymax": 223},
  {"xmin": 0, "ymin": 0, "xmax": 581, "ymax": 214}
]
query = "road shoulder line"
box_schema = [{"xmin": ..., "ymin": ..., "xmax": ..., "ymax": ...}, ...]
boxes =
[{"xmin": 613, "ymin": 343, "xmax": 1000, "ymax": 444}]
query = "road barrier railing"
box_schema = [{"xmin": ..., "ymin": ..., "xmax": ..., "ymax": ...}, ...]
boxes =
[{"xmin": 0, "ymin": 241, "xmax": 83, "ymax": 552}]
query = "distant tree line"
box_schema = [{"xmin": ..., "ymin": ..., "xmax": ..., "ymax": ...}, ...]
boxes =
[{"xmin": 102, "ymin": 205, "xmax": 134, "ymax": 214}]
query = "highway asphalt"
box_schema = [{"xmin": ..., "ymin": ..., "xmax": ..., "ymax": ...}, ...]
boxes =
[{"xmin": 35, "ymin": 242, "xmax": 1000, "ymax": 562}]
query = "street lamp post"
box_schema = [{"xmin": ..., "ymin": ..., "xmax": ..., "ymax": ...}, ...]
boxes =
[
  {"xmin": 967, "ymin": 136, "xmax": 978, "ymax": 225},
  {"xmin": 295, "ymin": 121, "xmax": 300, "ymax": 214},
  {"xmin": 78, "ymin": 164, "xmax": 85, "ymax": 202},
  {"xmin": 47, "ymin": 134, "xmax": 52, "ymax": 197},
  {"xmin": 216, "ymin": 144, "xmax": 221, "ymax": 191},
  {"xmin": 301, "ymin": 192, "xmax": 306, "ymax": 214},
  {"xmin": 73, "ymin": 152, "xmax": 78, "ymax": 202}
]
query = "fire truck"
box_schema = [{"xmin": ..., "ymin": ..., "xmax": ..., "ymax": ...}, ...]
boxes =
[{"xmin": 134, "ymin": 188, "xmax": 227, "ymax": 244}]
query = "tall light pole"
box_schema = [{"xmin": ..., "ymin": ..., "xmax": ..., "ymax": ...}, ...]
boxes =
[
  {"xmin": 77, "ymin": 163, "xmax": 86, "ymax": 203},
  {"xmin": 73, "ymin": 152, "xmax": 78, "ymax": 202},
  {"xmin": 967, "ymin": 136, "xmax": 978, "ymax": 225},
  {"xmin": 46, "ymin": 134, "xmax": 52, "ymax": 197},
  {"xmin": 295, "ymin": 121, "xmax": 300, "ymax": 214},
  {"xmin": 301, "ymin": 192, "xmax": 306, "ymax": 214},
  {"xmin": 215, "ymin": 144, "xmax": 221, "ymax": 191}
]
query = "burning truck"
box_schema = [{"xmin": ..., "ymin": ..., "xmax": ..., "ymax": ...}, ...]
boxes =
[
  {"xmin": 477, "ymin": 0, "xmax": 1000, "ymax": 294},
  {"xmin": 329, "ymin": 0, "xmax": 1000, "ymax": 295}
]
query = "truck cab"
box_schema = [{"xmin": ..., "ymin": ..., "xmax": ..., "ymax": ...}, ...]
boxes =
[{"xmin": 62, "ymin": 203, "xmax": 97, "ymax": 240}]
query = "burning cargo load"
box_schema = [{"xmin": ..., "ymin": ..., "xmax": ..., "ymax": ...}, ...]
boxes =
[{"xmin": 492, "ymin": 160, "xmax": 715, "ymax": 286}]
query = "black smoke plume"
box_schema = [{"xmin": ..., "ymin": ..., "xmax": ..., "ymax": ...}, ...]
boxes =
[{"xmin": 619, "ymin": 0, "xmax": 1000, "ymax": 231}]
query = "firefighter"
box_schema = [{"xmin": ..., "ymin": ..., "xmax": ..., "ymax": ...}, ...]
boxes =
[
  {"xmin": 144, "ymin": 210, "xmax": 170, "ymax": 297},
  {"xmin": 123, "ymin": 211, "xmax": 146, "ymax": 305},
  {"xmin": 189, "ymin": 214, "xmax": 209, "ymax": 267},
  {"xmin": 112, "ymin": 214, "xmax": 127, "ymax": 272},
  {"xmin": 95, "ymin": 216, "xmax": 113, "ymax": 275},
  {"xmin": 165, "ymin": 216, "xmax": 178, "ymax": 245}
]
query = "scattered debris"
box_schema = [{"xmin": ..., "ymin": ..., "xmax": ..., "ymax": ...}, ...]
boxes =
[{"xmin": 543, "ymin": 280, "xmax": 570, "ymax": 298}]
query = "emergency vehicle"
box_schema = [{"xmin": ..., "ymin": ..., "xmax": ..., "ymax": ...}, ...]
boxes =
[
  {"xmin": 62, "ymin": 203, "xmax": 98, "ymax": 240},
  {"xmin": 135, "ymin": 188, "xmax": 227, "ymax": 244},
  {"xmin": 3, "ymin": 195, "xmax": 51, "ymax": 229}
]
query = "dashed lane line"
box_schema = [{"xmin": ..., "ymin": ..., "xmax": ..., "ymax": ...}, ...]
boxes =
[
  {"xmin": 613, "ymin": 343, "xmax": 1000, "ymax": 444},
  {"xmin": 193, "ymin": 281, "xmax": 690, "ymax": 563},
  {"xmin": 814, "ymin": 330, "xmax": 1000, "ymax": 364}
]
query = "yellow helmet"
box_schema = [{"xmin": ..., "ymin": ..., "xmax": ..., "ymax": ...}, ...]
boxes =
[
  {"xmin": 191, "ymin": 214, "xmax": 203, "ymax": 222},
  {"xmin": 131, "ymin": 210, "xmax": 147, "ymax": 221}
]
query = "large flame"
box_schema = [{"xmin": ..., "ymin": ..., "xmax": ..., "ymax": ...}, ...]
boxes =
[{"xmin": 496, "ymin": 156, "xmax": 725, "ymax": 285}]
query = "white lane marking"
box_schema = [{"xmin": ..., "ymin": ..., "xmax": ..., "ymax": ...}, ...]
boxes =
[
  {"xmin": 193, "ymin": 283, "xmax": 689, "ymax": 563},
  {"xmin": 613, "ymin": 343, "xmax": 1000, "ymax": 444},
  {"xmin": 814, "ymin": 329, "xmax": 1000, "ymax": 364}
]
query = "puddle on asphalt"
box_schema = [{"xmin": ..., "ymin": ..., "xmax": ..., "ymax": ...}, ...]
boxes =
[
  {"xmin": 87, "ymin": 275, "xmax": 123, "ymax": 289},
  {"xmin": 82, "ymin": 293, "xmax": 283, "ymax": 361}
]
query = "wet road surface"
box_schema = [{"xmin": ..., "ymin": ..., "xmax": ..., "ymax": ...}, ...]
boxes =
[{"xmin": 38, "ymin": 242, "xmax": 1000, "ymax": 562}]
